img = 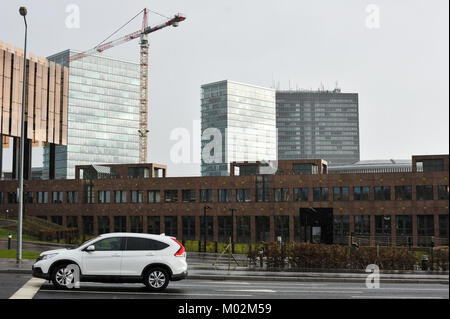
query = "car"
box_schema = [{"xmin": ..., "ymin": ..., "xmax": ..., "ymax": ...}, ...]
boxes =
[{"xmin": 32, "ymin": 232, "xmax": 188, "ymax": 291}]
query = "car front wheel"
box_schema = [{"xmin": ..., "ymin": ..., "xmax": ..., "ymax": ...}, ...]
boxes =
[
  {"xmin": 144, "ymin": 267, "xmax": 169, "ymax": 291},
  {"xmin": 51, "ymin": 264, "xmax": 74, "ymax": 289}
]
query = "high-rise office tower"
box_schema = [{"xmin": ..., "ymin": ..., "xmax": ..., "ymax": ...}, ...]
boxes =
[
  {"xmin": 276, "ymin": 89, "xmax": 360, "ymax": 166},
  {"xmin": 43, "ymin": 50, "xmax": 140, "ymax": 179},
  {"xmin": 201, "ymin": 80, "xmax": 277, "ymax": 176}
]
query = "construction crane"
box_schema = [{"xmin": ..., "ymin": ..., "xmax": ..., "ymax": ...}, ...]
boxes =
[{"xmin": 67, "ymin": 9, "xmax": 186, "ymax": 163}]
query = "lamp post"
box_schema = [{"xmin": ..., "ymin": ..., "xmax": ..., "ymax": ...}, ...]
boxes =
[
  {"xmin": 229, "ymin": 208, "xmax": 237, "ymax": 253},
  {"xmin": 203, "ymin": 205, "xmax": 211, "ymax": 252},
  {"xmin": 5, "ymin": 209, "xmax": 8, "ymax": 220},
  {"xmin": 17, "ymin": 6, "xmax": 28, "ymax": 263}
]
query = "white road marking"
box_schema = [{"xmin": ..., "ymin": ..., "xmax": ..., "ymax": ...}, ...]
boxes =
[
  {"xmin": 285, "ymin": 290, "xmax": 363, "ymax": 294},
  {"xmin": 39, "ymin": 289, "xmax": 252, "ymax": 297},
  {"xmin": 220, "ymin": 289, "xmax": 277, "ymax": 293},
  {"xmin": 351, "ymin": 295, "xmax": 445, "ymax": 299},
  {"xmin": 9, "ymin": 278, "xmax": 46, "ymax": 299}
]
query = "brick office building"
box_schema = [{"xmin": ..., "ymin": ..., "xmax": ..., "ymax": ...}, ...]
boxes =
[{"xmin": 0, "ymin": 155, "xmax": 448, "ymax": 247}]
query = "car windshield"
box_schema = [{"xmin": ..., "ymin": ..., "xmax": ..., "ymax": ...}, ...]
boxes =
[{"xmin": 70, "ymin": 237, "xmax": 98, "ymax": 249}]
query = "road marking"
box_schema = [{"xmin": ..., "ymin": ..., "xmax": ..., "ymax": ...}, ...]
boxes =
[
  {"xmin": 351, "ymin": 295, "xmax": 445, "ymax": 299},
  {"xmin": 9, "ymin": 278, "xmax": 46, "ymax": 299},
  {"xmin": 220, "ymin": 289, "xmax": 277, "ymax": 293},
  {"xmin": 285, "ymin": 290, "xmax": 363, "ymax": 294},
  {"xmin": 38, "ymin": 289, "xmax": 252, "ymax": 297}
]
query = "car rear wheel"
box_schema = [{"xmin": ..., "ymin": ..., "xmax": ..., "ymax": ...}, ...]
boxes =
[{"xmin": 144, "ymin": 267, "xmax": 169, "ymax": 291}]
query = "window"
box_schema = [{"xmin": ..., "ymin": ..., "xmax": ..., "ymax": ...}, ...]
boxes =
[
  {"xmin": 84, "ymin": 185, "xmax": 94, "ymax": 204},
  {"xmin": 200, "ymin": 189, "xmax": 214, "ymax": 203},
  {"xmin": 274, "ymin": 188, "xmax": 290, "ymax": 202},
  {"xmin": 438, "ymin": 185, "xmax": 449, "ymax": 200},
  {"xmin": 375, "ymin": 215, "xmax": 392, "ymax": 245},
  {"xmin": 396, "ymin": 215, "xmax": 412, "ymax": 246},
  {"xmin": 0, "ymin": 192, "xmax": 3, "ymax": 204},
  {"xmin": 127, "ymin": 167, "xmax": 150, "ymax": 178},
  {"xmin": 114, "ymin": 216, "xmax": 127, "ymax": 232},
  {"xmin": 395, "ymin": 186, "xmax": 412, "ymax": 201},
  {"xmin": 255, "ymin": 216, "xmax": 270, "ymax": 242},
  {"xmin": 66, "ymin": 216, "xmax": 78, "ymax": 229},
  {"xmin": 125, "ymin": 237, "xmax": 169, "ymax": 251},
  {"xmin": 274, "ymin": 216, "xmax": 289, "ymax": 243},
  {"xmin": 37, "ymin": 192, "xmax": 48, "ymax": 204},
  {"xmin": 293, "ymin": 163, "xmax": 318, "ymax": 175},
  {"xmin": 333, "ymin": 187, "xmax": 349, "ymax": 201},
  {"xmin": 98, "ymin": 191, "xmax": 110, "ymax": 204},
  {"xmin": 236, "ymin": 189, "xmax": 251, "ymax": 202},
  {"xmin": 148, "ymin": 190, "xmax": 160, "ymax": 203},
  {"xmin": 374, "ymin": 186, "xmax": 391, "ymax": 201},
  {"xmin": 24, "ymin": 192, "xmax": 33, "ymax": 204},
  {"xmin": 114, "ymin": 190, "xmax": 127, "ymax": 203},
  {"xmin": 417, "ymin": 215, "xmax": 434, "ymax": 247},
  {"xmin": 236, "ymin": 216, "xmax": 250, "ymax": 243},
  {"xmin": 218, "ymin": 216, "xmax": 232, "ymax": 242},
  {"xmin": 256, "ymin": 175, "xmax": 270, "ymax": 202},
  {"xmin": 51, "ymin": 216, "xmax": 63, "ymax": 225},
  {"xmin": 439, "ymin": 215, "xmax": 449, "ymax": 245},
  {"xmin": 67, "ymin": 191, "xmax": 78, "ymax": 204},
  {"xmin": 354, "ymin": 215, "xmax": 370, "ymax": 236},
  {"xmin": 182, "ymin": 189, "xmax": 196, "ymax": 203},
  {"xmin": 98, "ymin": 216, "xmax": 110, "ymax": 234},
  {"xmin": 94, "ymin": 237, "xmax": 124, "ymax": 251},
  {"xmin": 182, "ymin": 216, "xmax": 196, "ymax": 241},
  {"xmin": 218, "ymin": 189, "xmax": 232, "ymax": 203},
  {"xmin": 131, "ymin": 190, "xmax": 144, "ymax": 203},
  {"xmin": 82, "ymin": 216, "xmax": 94, "ymax": 235},
  {"xmin": 8, "ymin": 192, "xmax": 18, "ymax": 204},
  {"xmin": 164, "ymin": 190, "xmax": 178, "ymax": 203},
  {"xmin": 416, "ymin": 185, "xmax": 433, "ymax": 200},
  {"xmin": 294, "ymin": 188, "xmax": 309, "ymax": 202},
  {"xmin": 333, "ymin": 216, "xmax": 349, "ymax": 245},
  {"xmin": 52, "ymin": 192, "xmax": 63, "ymax": 204},
  {"xmin": 165, "ymin": 216, "xmax": 178, "ymax": 237},
  {"xmin": 313, "ymin": 187, "xmax": 329, "ymax": 201},
  {"xmin": 419, "ymin": 159, "xmax": 444, "ymax": 172},
  {"xmin": 130, "ymin": 216, "xmax": 143, "ymax": 232},
  {"xmin": 199, "ymin": 216, "xmax": 213, "ymax": 241},
  {"xmin": 353, "ymin": 187, "xmax": 370, "ymax": 201},
  {"xmin": 148, "ymin": 216, "xmax": 160, "ymax": 234}
]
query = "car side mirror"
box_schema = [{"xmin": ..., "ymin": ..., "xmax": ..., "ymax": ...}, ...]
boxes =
[{"xmin": 85, "ymin": 245, "xmax": 95, "ymax": 252}]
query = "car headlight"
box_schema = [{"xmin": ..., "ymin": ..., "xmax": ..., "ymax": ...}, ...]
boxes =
[{"xmin": 36, "ymin": 253, "xmax": 58, "ymax": 262}]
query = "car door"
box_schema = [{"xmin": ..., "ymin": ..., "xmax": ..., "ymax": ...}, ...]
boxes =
[
  {"xmin": 81, "ymin": 237, "xmax": 124, "ymax": 276},
  {"xmin": 121, "ymin": 237, "xmax": 169, "ymax": 276}
]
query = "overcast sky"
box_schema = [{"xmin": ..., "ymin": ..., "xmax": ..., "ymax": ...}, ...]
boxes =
[{"xmin": 1, "ymin": 0, "xmax": 448, "ymax": 177}]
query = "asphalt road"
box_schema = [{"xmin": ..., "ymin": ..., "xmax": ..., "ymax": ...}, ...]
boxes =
[
  {"xmin": 32, "ymin": 278, "xmax": 449, "ymax": 299},
  {"xmin": 0, "ymin": 273, "xmax": 33, "ymax": 299}
]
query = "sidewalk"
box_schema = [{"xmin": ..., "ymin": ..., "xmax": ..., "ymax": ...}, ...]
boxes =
[{"xmin": 0, "ymin": 258, "xmax": 447, "ymax": 284}]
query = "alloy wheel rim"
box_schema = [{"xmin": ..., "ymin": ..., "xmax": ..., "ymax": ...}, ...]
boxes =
[
  {"xmin": 149, "ymin": 271, "xmax": 165, "ymax": 288},
  {"xmin": 55, "ymin": 268, "xmax": 74, "ymax": 286}
]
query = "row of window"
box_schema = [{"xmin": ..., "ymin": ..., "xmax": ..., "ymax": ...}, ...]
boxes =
[
  {"xmin": 1, "ymin": 185, "xmax": 448, "ymax": 204},
  {"xmin": 41, "ymin": 214, "xmax": 449, "ymax": 247}
]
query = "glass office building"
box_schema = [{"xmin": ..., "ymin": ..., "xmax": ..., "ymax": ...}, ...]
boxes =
[
  {"xmin": 43, "ymin": 50, "xmax": 140, "ymax": 179},
  {"xmin": 201, "ymin": 80, "xmax": 277, "ymax": 176},
  {"xmin": 276, "ymin": 90, "xmax": 360, "ymax": 166}
]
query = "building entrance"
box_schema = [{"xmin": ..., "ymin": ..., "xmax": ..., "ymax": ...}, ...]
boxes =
[{"xmin": 299, "ymin": 208, "xmax": 333, "ymax": 244}]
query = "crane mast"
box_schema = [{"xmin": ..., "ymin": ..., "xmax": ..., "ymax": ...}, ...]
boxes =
[{"xmin": 67, "ymin": 9, "xmax": 186, "ymax": 163}]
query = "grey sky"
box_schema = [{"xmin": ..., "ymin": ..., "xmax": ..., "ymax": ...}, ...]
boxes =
[{"xmin": 1, "ymin": 0, "xmax": 448, "ymax": 177}]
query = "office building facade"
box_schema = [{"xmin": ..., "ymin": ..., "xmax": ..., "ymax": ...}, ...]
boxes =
[
  {"xmin": 201, "ymin": 80, "xmax": 277, "ymax": 176},
  {"xmin": 43, "ymin": 50, "xmax": 141, "ymax": 179},
  {"xmin": 0, "ymin": 154, "xmax": 448, "ymax": 247},
  {"xmin": 276, "ymin": 90, "xmax": 360, "ymax": 166}
]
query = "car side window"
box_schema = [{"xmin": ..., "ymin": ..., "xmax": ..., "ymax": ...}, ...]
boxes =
[
  {"xmin": 93, "ymin": 237, "xmax": 124, "ymax": 251},
  {"xmin": 125, "ymin": 237, "xmax": 169, "ymax": 251}
]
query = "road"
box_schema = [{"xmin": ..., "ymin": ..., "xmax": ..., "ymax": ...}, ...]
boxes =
[{"xmin": 30, "ymin": 278, "xmax": 448, "ymax": 299}]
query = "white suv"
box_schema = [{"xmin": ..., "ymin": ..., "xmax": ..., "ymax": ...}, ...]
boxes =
[{"xmin": 32, "ymin": 233, "xmax": 188, "ymax": 291}]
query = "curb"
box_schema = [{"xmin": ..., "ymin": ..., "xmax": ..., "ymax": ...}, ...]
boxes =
[{"xmin": 1, "ymin": 269, "xmax": 447, "ymax": 284}]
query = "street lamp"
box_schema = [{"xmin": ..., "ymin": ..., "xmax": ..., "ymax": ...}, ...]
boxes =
[
  {"xmin": 5, "ymin": 209, "xmax": 8, "ymax": 220},
  {"xmin": 229, "ymin": 208, "xmax": 237, "ymax": 253},
  {"xmin": 203, "ymin": 205, "xmax": 211, "ymax": 253},
  {"xmin": 16, "ymin": 6, "xmax": 28, "ymax": 263}
]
